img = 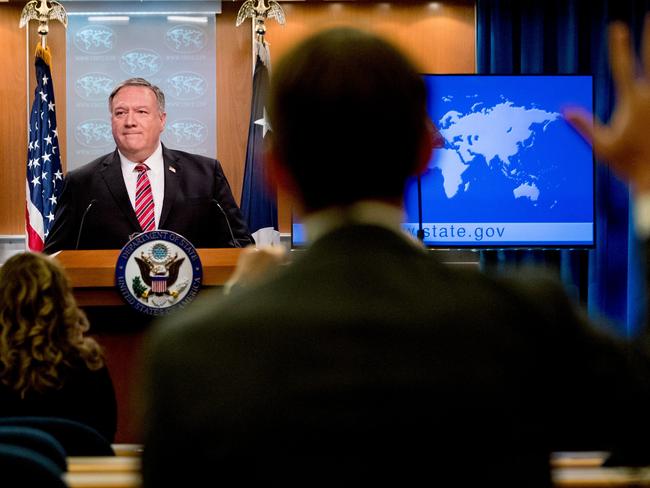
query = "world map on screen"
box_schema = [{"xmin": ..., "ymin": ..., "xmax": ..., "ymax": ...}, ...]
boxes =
[
  {"xmin": 405, "ymin": 75, "xmax": 594, "ymax": 226},
  {"xmin": 436, "ymin": 100, "xmax": 559, "ymax": 204}
]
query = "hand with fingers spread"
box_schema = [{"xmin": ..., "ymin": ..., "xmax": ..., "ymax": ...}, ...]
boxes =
[{"xmin": 565, "ymin": 18, "xmax": 650, "ymax": 193}]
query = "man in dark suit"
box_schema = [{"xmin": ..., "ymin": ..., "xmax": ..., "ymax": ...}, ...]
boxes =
[
  {"xmin": 141, "ymin": 26, "xmax": 650, "ymax": 486},
  {"xmin": 44, "ymin": 78, "xmax": 252, "ymax": 252}
]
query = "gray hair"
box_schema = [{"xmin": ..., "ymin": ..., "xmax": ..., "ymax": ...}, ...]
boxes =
[{"xmin": 108, "ymin": 78, "xmax": 166, "ymax": 113}]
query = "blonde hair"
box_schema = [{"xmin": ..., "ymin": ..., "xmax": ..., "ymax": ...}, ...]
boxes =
[{"xmin": 0, "ymin": 252, "xmax": 104, "ymax": 398}]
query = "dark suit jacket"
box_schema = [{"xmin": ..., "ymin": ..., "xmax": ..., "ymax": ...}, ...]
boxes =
[
  {"xmin": 44, "ymin": 146, "xmax": 253, "ymax": 252},
  {"xmin": 142, "ymin": 225, "xmax": 650, "ymax": 487}
]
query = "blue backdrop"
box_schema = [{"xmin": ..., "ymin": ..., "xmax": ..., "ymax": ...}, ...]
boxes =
[{"xmin": 476, "ymin": 0, "xmax": 649, "ymax": 336}]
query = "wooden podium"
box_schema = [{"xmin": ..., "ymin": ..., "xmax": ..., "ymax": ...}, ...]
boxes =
[
  {"xmin": 55, "ymin": 248, "xmax": 243, "ymax": 306},
  {"xmin": 54, "ymin": 249, "xmax": 243, "ymax": 443}
]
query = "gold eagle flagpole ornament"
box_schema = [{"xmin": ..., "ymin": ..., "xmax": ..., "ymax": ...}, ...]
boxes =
[
  {"xmin": 236, "ymin": 0, "xmax": 286, "ymax": 43},
  {"xmin": 19, "ymin": 0, "xmax": 68, "ymax": 48}
]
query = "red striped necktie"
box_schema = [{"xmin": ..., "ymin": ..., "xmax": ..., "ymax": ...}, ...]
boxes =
[{"xmin": 135, "ymin": 164, "xmax": 155, "ymax": 232}]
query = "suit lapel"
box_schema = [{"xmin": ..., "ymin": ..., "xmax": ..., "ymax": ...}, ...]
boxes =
[
  {"xmin": 99, "ymin": 150, "xmax": 142, "ymax": 231},
  {"xmin": 159, "ymin": 145, "xmax": 179, "ymax": 229}
]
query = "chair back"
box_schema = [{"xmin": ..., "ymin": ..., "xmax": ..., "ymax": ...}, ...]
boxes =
[
  {"xmin": 0, "ymin": 416, "xmax": 115, "ymax": 456},
  {"xmin": 0, "ymin": 426, "xmax": 67, "ymax": 471},
  {"xmin": 0, "ymin": 443, "xmax": 67, "ymax": 488}
]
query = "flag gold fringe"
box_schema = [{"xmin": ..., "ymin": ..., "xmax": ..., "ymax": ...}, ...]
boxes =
[{"xmin": 34, "ymin": 44, "xmax": 52, "ymax": 67}]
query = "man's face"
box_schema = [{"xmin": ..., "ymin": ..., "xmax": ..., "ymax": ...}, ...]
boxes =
[{"xmin": 110, "ymin": 85, "xmax": 166, "ymax": 163}]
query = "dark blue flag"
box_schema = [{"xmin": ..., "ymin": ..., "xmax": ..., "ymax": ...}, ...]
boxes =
[
  {"xmin": 26, "ymin": 45, "xmax": 63, "ymax": 251},
  {"xmin": 240, "ymin": 41, "xmax": 279, "ymax": 245}
]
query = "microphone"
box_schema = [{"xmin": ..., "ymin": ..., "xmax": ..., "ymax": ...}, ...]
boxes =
[
  {"xmin": 212, "ymin": 199, "xmax": 241, "ymax": 248},
  {"xmin": 76, "ymin": 199, "xmax": 97, "ymax": 250}
]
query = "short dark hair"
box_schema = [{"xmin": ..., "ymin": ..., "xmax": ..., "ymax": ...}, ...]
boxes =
[
  {"xmin": 108, "ymin": 78, "xmax": 166, "ymax": 113},
  {"xmin": 269, "ymin": 28, "xmax": 428, "ymax": 212}
]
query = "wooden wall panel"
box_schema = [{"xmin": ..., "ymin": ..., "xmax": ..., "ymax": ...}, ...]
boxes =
[
  {"xmin": 268, "ymin": 1, "xmax": 475, "ymax": 73},
  {"xmin": 0, "ymin": 1, "xmax": 475, "ymax": 237},
  {"xmin": 0, "ymin": 4, "xmax": 27, "ymax": 235},
  {"xmin": 217, "ymin": 2, "xmax": 253, "ymax": 204}
]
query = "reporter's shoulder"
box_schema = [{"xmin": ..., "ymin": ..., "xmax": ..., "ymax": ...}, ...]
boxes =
[
  {"xmin": 443, "ymin": 259, "xmax": 567, "ymax": 299},
  {"xmin": 498, "ymin": 265, "xmax": 570, "ymax": 299},
  {"xmin": 449, "ymin": 263, "xmax": 574, "ymax": 318},
  {"xmin": 145, "ymin": 286, "xmax": 257, "ymax": 349},
  {"xmin": 487, "ymin": 265, "xmax": 588, "ymax": 330}
]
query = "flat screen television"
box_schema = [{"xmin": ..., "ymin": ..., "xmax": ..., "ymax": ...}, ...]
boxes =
[{"xmin": 292, "ymin": 74, "xmax": 594, "ymax": 249}]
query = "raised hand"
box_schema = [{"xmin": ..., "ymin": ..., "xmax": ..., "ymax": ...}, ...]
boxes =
[{"xmin": 565, "ymin": 17, "xmax": 650, "ymax": 193}]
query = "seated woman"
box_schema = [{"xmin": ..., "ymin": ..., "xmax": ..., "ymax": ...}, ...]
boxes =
[{"xmin": 0, "ymin": 252, "xmax": 117, "ymax": 442}]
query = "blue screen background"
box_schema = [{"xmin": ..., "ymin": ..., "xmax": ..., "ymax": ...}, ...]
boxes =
[
  {"xmin": 293, "ymin": 75, "xmax": 594, "ymax": 248},
  {"xmin": 404, "ymin": 75, "xmax": 594, "ymax": 231}
]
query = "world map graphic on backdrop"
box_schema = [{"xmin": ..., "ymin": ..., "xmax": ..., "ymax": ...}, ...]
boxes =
[{"xmin": 67, "ymin": 12, "xmax": 217, "ymax": 171}]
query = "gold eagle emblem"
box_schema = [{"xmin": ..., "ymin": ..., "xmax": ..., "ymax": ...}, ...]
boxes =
[{"xmin": 19, "ymin": 0, "xmax": 68, "ymax": 36}]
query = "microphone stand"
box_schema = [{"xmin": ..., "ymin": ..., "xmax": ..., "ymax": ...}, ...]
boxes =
[
  {"xmin": 213, "ymin": 200, "xmax": 241, "ymax": 248},
  {"xmin": 75, "ymin": 199, "xmax": 97, "ymax": 250}
]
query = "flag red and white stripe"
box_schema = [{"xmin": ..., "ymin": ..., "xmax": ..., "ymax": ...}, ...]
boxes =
[{"xmin": 26, "ymin": 44, "xmax": 63, "ymax": 251}]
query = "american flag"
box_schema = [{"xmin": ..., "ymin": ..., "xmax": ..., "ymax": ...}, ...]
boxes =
[{"xmin": 26, "ymin": 45, "xmax": 63, "ymax": 252}]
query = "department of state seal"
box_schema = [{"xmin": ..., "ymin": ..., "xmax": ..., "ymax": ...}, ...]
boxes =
[{"xmin": 115, "ymin": 230, "xmax": 202, "ymax": 316}]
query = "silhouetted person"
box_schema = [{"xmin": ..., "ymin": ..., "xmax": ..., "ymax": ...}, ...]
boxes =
[{"xmin": 142, "ymin": 25, "xmax": 650, "ymax": 486}]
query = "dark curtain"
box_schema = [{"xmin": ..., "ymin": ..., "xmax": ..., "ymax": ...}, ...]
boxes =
[{"xmin": 476, "ymin": 0, "xmax": 649, "ymax": 336}]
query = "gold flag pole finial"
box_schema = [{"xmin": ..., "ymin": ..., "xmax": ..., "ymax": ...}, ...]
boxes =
[
  {"xmin": 19, "ymin": 0, "xmax": 68, "ymax": 49},
  {"xmin": 236, "ymin": 0, "xmax": 286, "ymax": 43}
]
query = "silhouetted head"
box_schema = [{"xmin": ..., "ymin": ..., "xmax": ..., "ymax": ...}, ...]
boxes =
[{"xmin": 268, "ymin": 27, "xmax": 433, "ymax": 213}]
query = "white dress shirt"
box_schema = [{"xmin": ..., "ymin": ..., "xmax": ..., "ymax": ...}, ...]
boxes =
[{"xmin": 119, "ymin": 143, "xmax": 164, "ymax": 229}]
